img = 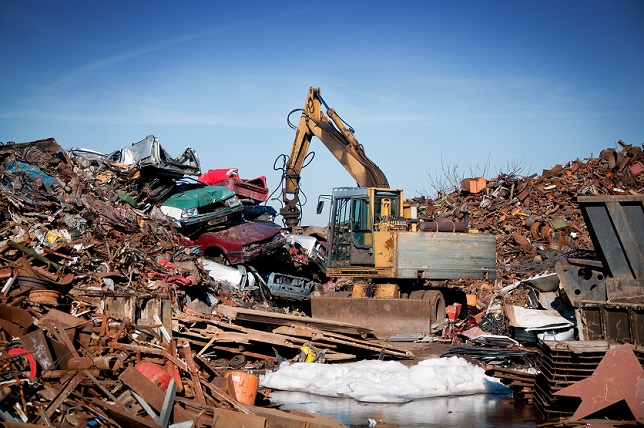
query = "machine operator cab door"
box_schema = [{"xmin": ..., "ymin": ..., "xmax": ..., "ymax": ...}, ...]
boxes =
[
  {"xmin": 328, "ymin": 187, "xmax": 373, "ymax": 267},
  {"xmin": 327, "ymin": 187, "xmax": 402, "ymax": 268}
]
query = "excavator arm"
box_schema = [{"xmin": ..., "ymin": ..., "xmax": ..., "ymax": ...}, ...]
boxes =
[{"xmin": 280, "ymin": 86, "xmax": 389, "ymax": 227}]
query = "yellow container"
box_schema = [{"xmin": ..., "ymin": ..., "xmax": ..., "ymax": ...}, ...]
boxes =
[
  {"xmin": 225, "ymin": 371, "xmax": 259, "ymax": 405},
  {"xmin": 466, "ymin": 293, "xmax": 477, "ymax": 307}
]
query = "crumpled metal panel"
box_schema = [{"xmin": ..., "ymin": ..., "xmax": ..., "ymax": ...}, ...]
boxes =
[
  {"xmin": 577, "ymin": 195, "xmax": 644, "ymax": 284},
  {"xmin": 107, "ymin": 135, "xmax": 201, "ymax": 177}
]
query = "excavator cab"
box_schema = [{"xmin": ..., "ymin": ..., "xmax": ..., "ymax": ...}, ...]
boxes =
[
  {"xmin": 328, "ymin": 188, "xmax": 374, "ymax": 268},
  {"xmin": 327, "ymin": 187, "xmax": 406, "ymax": 270}
]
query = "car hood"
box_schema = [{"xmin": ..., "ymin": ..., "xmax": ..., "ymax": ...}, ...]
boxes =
[{"xmin": 162, "ymin": 186, "xmax": 236, "ymax": 210}]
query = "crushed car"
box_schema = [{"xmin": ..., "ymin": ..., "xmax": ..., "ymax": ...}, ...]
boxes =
[
  {"xmin": 66, "ymin": 147, "xmax": 108, "ymax": 170},
  {"xmin": 199, "ymin": 168, "xmax": 276, "ymax": 224},
  {"xmin": 266, "ymin": 272, "xmax": 316, "ymax": 300},
  {"xmin": 198, "ymin": 168, "xmax": 269, "ymax": 204},
  {"xmin": 182, "ymin": 220, "xmax": 285, "ymax": 265},
  {"xmin": 105, "ymin": 135, "xmax": 201, "ymax": 178},
  {"xmin": 160, "ymin": 185, "xmax": 244, "ymax": 230},
  {"xmin": 284, "ymin": 233, "xmax": 327, "ymax": 273},
  {"xmin": 160, "ymin": 184, "xmax": 285, "ymax": 265},
  {"xmin": 203, "ymin": 257, "xmax": 316, "ymax": 301}
]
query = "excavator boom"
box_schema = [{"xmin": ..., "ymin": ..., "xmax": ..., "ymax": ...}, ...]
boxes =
[{"xmin": 280, "ymin": 87, "xmax": 388, "ymax": 227}]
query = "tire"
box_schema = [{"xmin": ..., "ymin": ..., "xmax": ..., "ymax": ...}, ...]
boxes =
[
  {"xmin": 424, "ymin": 290, "xmax": 446, "ymax": 327},
  {"xmin": 409, "ymin": 290, "xmax": 425, "ymax": 300}
]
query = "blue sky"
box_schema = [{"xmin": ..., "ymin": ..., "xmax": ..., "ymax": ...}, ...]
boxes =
[{"xmin": 1, "ymin": 1, "xmax": 643, "ymax": 226}]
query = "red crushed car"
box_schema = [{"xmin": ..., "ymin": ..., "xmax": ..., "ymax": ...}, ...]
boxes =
[
  {"xmin": 181, "ymin": 220, "xmax": 285, "ymax": 265},
  {"xmin": 198, "ymin": 168, "xmax": 269, "ymax": 204}
]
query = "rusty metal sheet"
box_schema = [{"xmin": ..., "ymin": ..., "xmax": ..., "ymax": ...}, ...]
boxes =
[
  {"xmin": 577, "ymin": 195, "xmax": 644, "ymax": 281},
  {"xmin": 45, "ymin": 371, "xmax": 85, "ymax": 418},
  {"xmin": 21, "ymin": 329, "xmax": 55, "ymax": 371},
  {"xmin": 580, "ymin": 300, "xmax": 644, "ymax": 346},
  {"xmin": 534, "ymin": 340, "xmax": 644, "ymax": 420},
  {"xmin": 118, "ymin": 367, "xmax": 193, "ymax": 424},
  {"xmin": 88, "ymin": 397, "xmax": 159, "ymax": 428},
  {"xmin": 119, "ymin": 367, "xmax": 165, "ymax": 411},
  {"xmin": 310, "ymin": 296, "xmax": 434, "ymax": 338},
  {"xmin": 0, "ymin": 305, "xmax": 33, "ymax": 338},
  {"xmin": 554, "ymin": 344, "xmax": 644, "ymax": 423}
]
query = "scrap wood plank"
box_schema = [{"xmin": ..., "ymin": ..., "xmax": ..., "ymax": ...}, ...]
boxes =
[
  {"xmin": 174, "ymin": 326, "xmax": 302, "ymax": 349},
  {"xmin": 272, "ymin": 325, "xmax": 317, "ymax": 337},
  {"xmin": 483, "ymin": 364, "xmax": 537, "ymax": 377},
  {"xmin": 247, "ymin": 404, "xmax": 347, "ymax": 428},
  {"xmin": 212, "ymin": 326, "xmax": 354, "ymax": 361},
  {"xmin": 199, "ymin": 343, "xmax": 355, "ymax": 363},
  {"xmin": 176, "ymin": 314, "xmax": 255, "ymax": 337},
  {"xmin": 216, "ymin": 304, "xmax": 371, "ymax": 336},
  {"xmin": 176, "ymin": 314, "xmax": 247, "ymax": 332},
  {"xmin": 275, "ymin": 325, "xmax": 413, "ymax": 358},
  {"xmin": 310, "ymin": 329, "xmax": 414, "ymax": 358},
  {"xmin": 176, "ymin": 319, "xmax": 356, "ymax": 361},
  {"xmin": 183, "ymin": 335, "xmax": 354, "ymax": 362},
  {"xmin": 259, "ymin": 324, "xmax": 411, "ymax": 359},
  {"xmin": 242, "ymin": 329, "xmax": 355, "ymax": 361},
  {"xmin": 484, "ymin": 364, "xmax": 537, "ymax": 382},
  {"xmin": 485, "ymin": 366, "xmax": 532, "ymax": 378},
  {"xmin": 174, "ymin": 329, "xmax": 251, "ymax": 344},
  {"xmin": 487, "ymin": 371, "xmax": 536, "ymax": 383}
]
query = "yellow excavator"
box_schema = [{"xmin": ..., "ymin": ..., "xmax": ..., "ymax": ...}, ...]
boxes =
[{"xmin": 279, "ymin": 87, "xmax": 496, "ymax": 337}]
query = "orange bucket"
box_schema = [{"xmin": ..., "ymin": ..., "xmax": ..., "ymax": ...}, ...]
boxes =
[{"xmin": 225, "ymin": 370, "xmax": 259, "ymax": 405}]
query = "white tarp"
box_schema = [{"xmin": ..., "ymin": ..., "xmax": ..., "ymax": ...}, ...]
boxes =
[{"xmin": 259, "ymin": 356, "xmax": 510, "ymax": 403}]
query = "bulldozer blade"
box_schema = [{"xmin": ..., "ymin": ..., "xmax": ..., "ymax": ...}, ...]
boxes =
[{"xmin": 310, "ymin": 296, "xmax": 438, "ymax": 339}]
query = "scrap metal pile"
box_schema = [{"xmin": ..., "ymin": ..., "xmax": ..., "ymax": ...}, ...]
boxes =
[
  {"xmin": 408, "ymin": 140, "xmax": 644, "ymax": 303},
  {"xmin": 0, "ymin": 134, "xmax": 642, "ymax": 426},
  {"xmin": 410, "ymin": 140, "xmax": 644, "ymax": 422},
  {"xmin": 0, "ymin": 138, "xmax": 350, "ymax": 427}
]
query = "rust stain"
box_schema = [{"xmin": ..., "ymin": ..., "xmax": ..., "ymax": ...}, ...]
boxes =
[{"xmin": 383, "ymin": 235, "xmax": 394, "ymax": 251}]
